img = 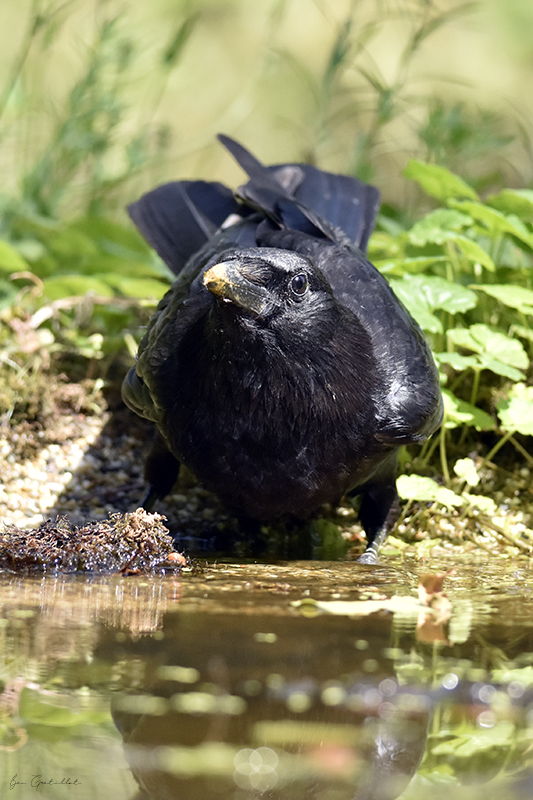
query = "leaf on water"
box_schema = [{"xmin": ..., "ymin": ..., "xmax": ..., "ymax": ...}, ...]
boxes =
[
  {"xmin": 403, "ymin": 160, "xmax": 478, "ymax": 202},
  {"xmin": 292, "ymin": 595, "xmax": 423, "ymax": 618}
]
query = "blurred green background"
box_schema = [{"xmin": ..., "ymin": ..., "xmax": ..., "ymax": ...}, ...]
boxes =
[{"xmin": 2, "ymin": 0, "xmax": 533, "ymax": 221}]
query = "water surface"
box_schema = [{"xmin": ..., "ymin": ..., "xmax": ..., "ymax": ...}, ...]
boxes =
[{"xmin": 1, "ymin": 555, "xmax": 533, "ymax": 799}]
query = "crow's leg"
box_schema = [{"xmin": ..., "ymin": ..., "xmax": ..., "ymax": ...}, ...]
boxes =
[
  {"xmin": 141, "ymin": 430, "xmax": 180, "ymax": 511},
  {"xmin": 356, "ymin": 480, "xmax": 400, "ymax": 565}
]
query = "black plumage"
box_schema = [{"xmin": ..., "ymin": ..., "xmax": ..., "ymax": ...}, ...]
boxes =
[{"xmin": 123, "ymin": 135, "xmax": 443, "ymax": 562}]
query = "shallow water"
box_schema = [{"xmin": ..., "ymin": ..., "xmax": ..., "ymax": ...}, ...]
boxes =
[{"xmin": 1, "ymin": 555, "xmax": 533, "ymax": 800}]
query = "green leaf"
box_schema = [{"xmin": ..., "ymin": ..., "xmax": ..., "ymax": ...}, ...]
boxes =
[
  {"xmin": 442, "ymin": 389, "xmax": 496, "ymax": 431},
  {"xmin": 100, "ymin": 274, "xmax": 168, "ymax": 299},
  {"xmin": 403, "ymin": 160, "xmax": 478, "ymax": 202},
  {"xmin": 435, "ymin": 352, "xmax": 479, "ymax": 371},
  {"xmin": 473, "ymin": 284, "xmax": 533, "ymax": 316},
  {"xmin": 374, "ymin": 255, "xmax": 447, "ymax": 277},
  {"xmin": 497, "ymin": 383, "xmax": 533, "ymax": 436},
  {"xmin": 408, "ymin": 209, "xmax": 472, "ymax": 246},
  {"xmin": 71, "ymin": 217, "xmax": 154, "ymax": 259},
  {"xmin": 447, "ymin": 324, "xmax": 528, "ymax": 371},
  {"xmin": 512, "ymin": 324, "xmax": 533, "ymax": 344},
  {"xmin": 450, "ymin": 235, "xmax": 495, "ymax": 271},
  {"xmin": 389, "ymin": 275, "xmax": 477, "ymax": 333},
  {"xmin": 0, "ymin": 239, "xmax": 29, "ymax": 274},
  {"xmin": 41, "ymin": 275, "xmax": 115, "ymax": 300},
  {"xmin": 477, "ymin": 355, "xmax": 525, "ymax": 382},
  {"xmin": 487, "ymin": 188, "xmax": 533, "ymax": 219},
  {"xmin": 449, "ymin": 200, "xmax": 533, "ymax": 248},
  {"xmin": 397, "ymin": 474, "xmax": 463, "ymax": 509},
  {"xmin": 310, "ymin": 519, "xmax": 349, "ymax": 560},
  {"xmin": 453, "ymin": 457, "xmax": 479, "ymax": 486},
  {"xmin": 463, "ymin": 493, "xmax": 497, "ymax": 515}
]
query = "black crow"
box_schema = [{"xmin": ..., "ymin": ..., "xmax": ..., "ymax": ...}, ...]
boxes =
[{"xmin": 122, "ymin": 135, "xmax": 442, "ymax": 562}]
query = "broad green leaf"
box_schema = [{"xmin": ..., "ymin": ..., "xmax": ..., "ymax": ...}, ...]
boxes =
[
  {"xmin": 389, "ymin": 275, "xmax": 477, "ymax": 333},
  {"xmin": 473, "ymin": 284, "xmax": 533, "ymax": 316},
  {"xmin": 102, "ymin": 275, "xmax": 169, "ymax": 299},
  {"xmin": 463, "ymin": 493, "xmax": 497, "ymax": 515},
  {"xmin": 512, "ymin": 324, "xmax": 533, "ymax": 344},
  {"xmin": 0, "ymin": 239, "xmax": 29, "ymax": 274},
  {"xmin": 487, "ymin": 188, "xmax": 533, "ymax": 219},
  {"xmin": 447, "ymin": 324, "xmax": 528, "ymax": 370},
  {"xmin": 435, "ymin": 352, "xmax": 479, "ymax": 371},
  {"xmin": 408, "ymin": 209, "xmax": 472, "ymax": 246},
  {"xmin": 397, "ymin": 474, "xmax": 463, "ymax": 509},
  {"xmin": 397, "ymin": 474, "xmax": 441, "ymax": 502},
  {"xmin": 374, "ymin": 256, "xmax": 447, "ymax": 277},
  {"xmin": 442, "ymin": 389, "xmax": 495, "ymax": 431},
  {"xmin": 403, "ymin": 160, "xmax": 478, "ymax": 202},
  {"xmin": 411, "ymin": 276, "xmax": 477, "ymax": 315},
  {"xmin": 80, "ymin": 254, "xmax": 172, "ymax": 281},
  {"xmin": 450, "ymin": 235, "xmax": 495, "ymax": 271},
  {"xmin": 453, "ymin": 458, "xmax": 479, "ymax": 486},
  {"xmin": 49, "ymin": 228, "xmax": 100, "ymax": 259},
  {"xmin": 71, "ymin": 216, "xmax": 152, "ymax": 258},
  {"xmin": 389, "ymin": 278, "xmax": 441, "ymax": 332},
  {"xmin": 477, "ymin": 355, "xmax": 525, "ymax": 381},
  {"xmin": 41, "ymin": 275, "xmax": 115, "ymax": 300},
  {"xmin": 497, "ymin": 383, "xmax": 533, "ymax": 436},
  {"xmin": 449, "ymin": 200, "xmax": 533, "ymax": 248}
]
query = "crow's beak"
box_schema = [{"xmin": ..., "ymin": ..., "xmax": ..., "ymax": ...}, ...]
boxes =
[{"xmin": 203, "ymin": 261, "xmax": 270, "ymax": 316}]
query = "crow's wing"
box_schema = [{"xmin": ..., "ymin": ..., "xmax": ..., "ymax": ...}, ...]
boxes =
[
  {"xmin": 218, "ymin": 134, "xmax": 380, "ymax": 251},
  {"xmin": 268, "ymin": 162, "xmax": 380, "ymax": 252},
  {"xmin": 258, "ymin": 228, "xmax": 443, "ymax": 443},
  {"xmin": 128, "ymin": 180, "xmax": 242, "ymax": 275}
]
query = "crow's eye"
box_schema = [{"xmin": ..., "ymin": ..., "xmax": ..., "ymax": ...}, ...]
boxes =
[{"xmin": 290, "ymin": 273, "xmax": 308, "ymax": 296}]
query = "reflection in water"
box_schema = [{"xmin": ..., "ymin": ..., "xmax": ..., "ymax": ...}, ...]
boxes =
[
  {"xmin": 0, "ymin": 561, "xmax": 533, "ymax": 799},
  {"xmin": 108, "ymin": 610, "xmax": 431, "ymax": 800}
]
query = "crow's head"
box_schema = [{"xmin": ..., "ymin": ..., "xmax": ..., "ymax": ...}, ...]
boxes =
[{"xmin": 202, "ymin": 247, "xmax": 338, "ymax": 339}]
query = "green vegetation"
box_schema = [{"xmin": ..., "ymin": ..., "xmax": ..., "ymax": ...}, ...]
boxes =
[{"xmin": 0, "ymin": 0, "xmax": 531, "ymax": 550}]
